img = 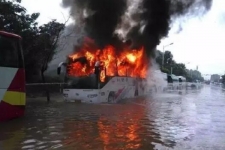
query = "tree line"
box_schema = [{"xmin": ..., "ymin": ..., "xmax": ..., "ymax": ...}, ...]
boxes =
[
  {"xmin": 155, "ymin": 50, "xmax": 204, "ymax": 82},
  {"xmin": 0, "ymin": 0, "xmax": 65, "ymax": 83}
]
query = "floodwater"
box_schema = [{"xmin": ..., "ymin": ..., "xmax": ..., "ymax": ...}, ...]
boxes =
[{"xmin": 1, "ymin": 86, "xmax": 225, "ymax": 150}]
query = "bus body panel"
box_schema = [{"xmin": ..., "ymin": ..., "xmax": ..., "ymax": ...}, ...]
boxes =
[
  {"xmin": 0, "ymin": 31, "xmax": 25, "ymax": 122},
  {"xmin": 0, "ymin": 68, "xmax": 26, "ymax": 122},
  {"xmin": 63, "ymin": 76, "xmax": 150, "ymax": 103}
]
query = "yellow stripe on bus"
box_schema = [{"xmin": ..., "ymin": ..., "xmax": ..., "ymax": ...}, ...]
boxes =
[{"xmin": 2, "ymin": 91, "xmax": 26, "ymax": 106}]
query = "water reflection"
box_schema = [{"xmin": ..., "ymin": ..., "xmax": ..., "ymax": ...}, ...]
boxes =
[
  {"xmin": 97, "ymin": 105, "xmax": 144, "ymax": 150},
  {"xmin": 0, "ymin": 86, "xmax": 225, "ymax": 150},
  {"xmin": 0, "ymin": 120, "xmax": 25, "ymax": 149},
  {"xmin": 60, "ymin": 103, "xmax": 158, "ymax": 150}
]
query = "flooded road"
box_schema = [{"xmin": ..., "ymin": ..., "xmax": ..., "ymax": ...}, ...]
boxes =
[{"xmin": 1, "ymin": 86, "xmax": 225, "ymax": 150}]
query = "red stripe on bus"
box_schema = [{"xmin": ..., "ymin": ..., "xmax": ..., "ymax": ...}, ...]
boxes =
[
  {"xmin": 7, "ymin": 69, "xmax": 26, "ymax": 92},
  {"xmin": 0, "ymin": 101, "xmax": 25, "ymax": 122},
  {"xmin": 0, "ymin": 31, "xmax": 22, "ymax": 39}
]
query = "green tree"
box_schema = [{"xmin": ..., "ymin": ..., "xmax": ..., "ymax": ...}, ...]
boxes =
[
  {"xmin": 30, "ymin": 21, "xmax": 65, "ymax": 102},
  {"xmin": 37, "ymin": 20, "xmax": 65, "ymax": 80},
  {"xmin": 0, "ymin": 0, "xmax": 65, "ymax": 83},
  {"xmin": 155, "ymin": 50, "xmax": 175, "ymax": 73},
  {"xmin": 160, "ymin": 67, "xmax": 170, "ymax": 74},
  {"xmin": 155, "ymin": 50, "xmax": 204, "ymax": 82},
  {"xmin": 0, "ymin": 0, "xmax": 39, "ymax": 33},
  {"xmin": 0, "ymin": 0, "xmax": 40, "ymax": 81},
  {"xmin": 172, "ymin": 63, "xmax": 187, "ymax": 76}
]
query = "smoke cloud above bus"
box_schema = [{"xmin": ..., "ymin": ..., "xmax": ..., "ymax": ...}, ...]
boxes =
[{"xmin": 62, "ymin": 0, "xmax": 212, "ymax": 56}]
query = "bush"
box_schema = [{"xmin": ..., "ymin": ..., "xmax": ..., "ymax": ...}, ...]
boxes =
[{"xmin": 160, "ymin": 67, "xmax": 170, "ymax": 74}]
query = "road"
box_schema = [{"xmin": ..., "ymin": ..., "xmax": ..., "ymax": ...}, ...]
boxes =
[{"xmin": 0, "ymin": 86, "xmax": 225, "ymax": 150}]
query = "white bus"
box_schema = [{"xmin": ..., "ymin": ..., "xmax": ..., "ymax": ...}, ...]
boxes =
[{"xmin": 57, "ymin": 60, "xmax": 150, "ymax": 103}]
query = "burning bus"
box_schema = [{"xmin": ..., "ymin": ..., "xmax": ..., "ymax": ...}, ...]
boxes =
[
  {"xmin": 57, "ymin": 37, "xmax": 188, "ymax": 103},
  {"xmin": 57, "ymin": 38, "xmax": 150, "ymax": 103}
]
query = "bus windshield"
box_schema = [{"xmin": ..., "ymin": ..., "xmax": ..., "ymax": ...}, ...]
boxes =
[{"xmin": 0, "ymin": 34, "xmax": 21, "ymax": 68}]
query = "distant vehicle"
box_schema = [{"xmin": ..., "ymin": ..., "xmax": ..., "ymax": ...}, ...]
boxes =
[
  {"xmin": 0, "ymin": 31, "xmax": 26, "ymax": 122},
  {"xmin": 166, "ymin": 74, "xmax": 187, "ymax": 90},
  {"xmin": 149, "ymin": 71, "xmax": 186, "ymax": 92}
]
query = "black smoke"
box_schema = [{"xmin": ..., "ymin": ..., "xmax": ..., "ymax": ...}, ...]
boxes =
[
  {"xmin": 127, "ymin": 0, "xmax": 212, "ymax": 56},
  {"xmin": 62, "ymin": 0, "xmax": 126, "ymax": 48},
  {"xmin": 62, "ymin": 0, "xmax": 212, "ymax": 56}
]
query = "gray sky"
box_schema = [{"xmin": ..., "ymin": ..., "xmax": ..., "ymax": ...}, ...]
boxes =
[
  {"xmin": 21, "ymin": 0, "xmax": 225, "ymax": 78},
  {"xmin": 21, "ymin": 0, "xmax": 70, "ymax": 25},
  {"xmin": 157, "ymin": 0, "xmax": 225, "ymax": 78}
]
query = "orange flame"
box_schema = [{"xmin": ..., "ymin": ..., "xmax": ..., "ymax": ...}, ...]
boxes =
[{"xmin": 68, "ymin": 38, "xmax": 148, "ymax": 82}]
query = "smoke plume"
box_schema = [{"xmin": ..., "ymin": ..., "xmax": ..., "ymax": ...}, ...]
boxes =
[
  {"xmin": 62, "ymin": 0, "xmax": 212, "ymax": 56},
  {"xmin": 62, "ymin": 0, "xmax": 127, "ymax": 48}
]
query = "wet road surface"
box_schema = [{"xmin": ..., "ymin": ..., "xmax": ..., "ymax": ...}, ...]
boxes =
[{"xmin": 0, "ymin": 86, "xmax": 225, "ymax": 150}]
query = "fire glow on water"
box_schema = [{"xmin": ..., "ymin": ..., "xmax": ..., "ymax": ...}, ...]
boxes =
[{"xmin": 68, "ymin": 38, "xmax": 148, "ymax": 82}]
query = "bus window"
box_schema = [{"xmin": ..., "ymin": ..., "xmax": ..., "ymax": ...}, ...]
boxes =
[{"xmin": 0, "ymin": 35, "xmax": 19, "ymax": 68}]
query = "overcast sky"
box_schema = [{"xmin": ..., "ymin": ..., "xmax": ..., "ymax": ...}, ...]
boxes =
[{"xmin": 21, "ymin": 0, "xmax": 225, "ymax": 78}]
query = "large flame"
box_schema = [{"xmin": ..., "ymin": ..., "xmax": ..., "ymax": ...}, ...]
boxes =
[{"xmin": 68, "ymin": 38, "xmax": 148, "ymax": 82}]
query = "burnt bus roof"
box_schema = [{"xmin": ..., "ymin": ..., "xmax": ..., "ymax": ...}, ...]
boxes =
[{"xmin": 0, "ymin": 31, "xmax": 22, "ymax": 39}]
